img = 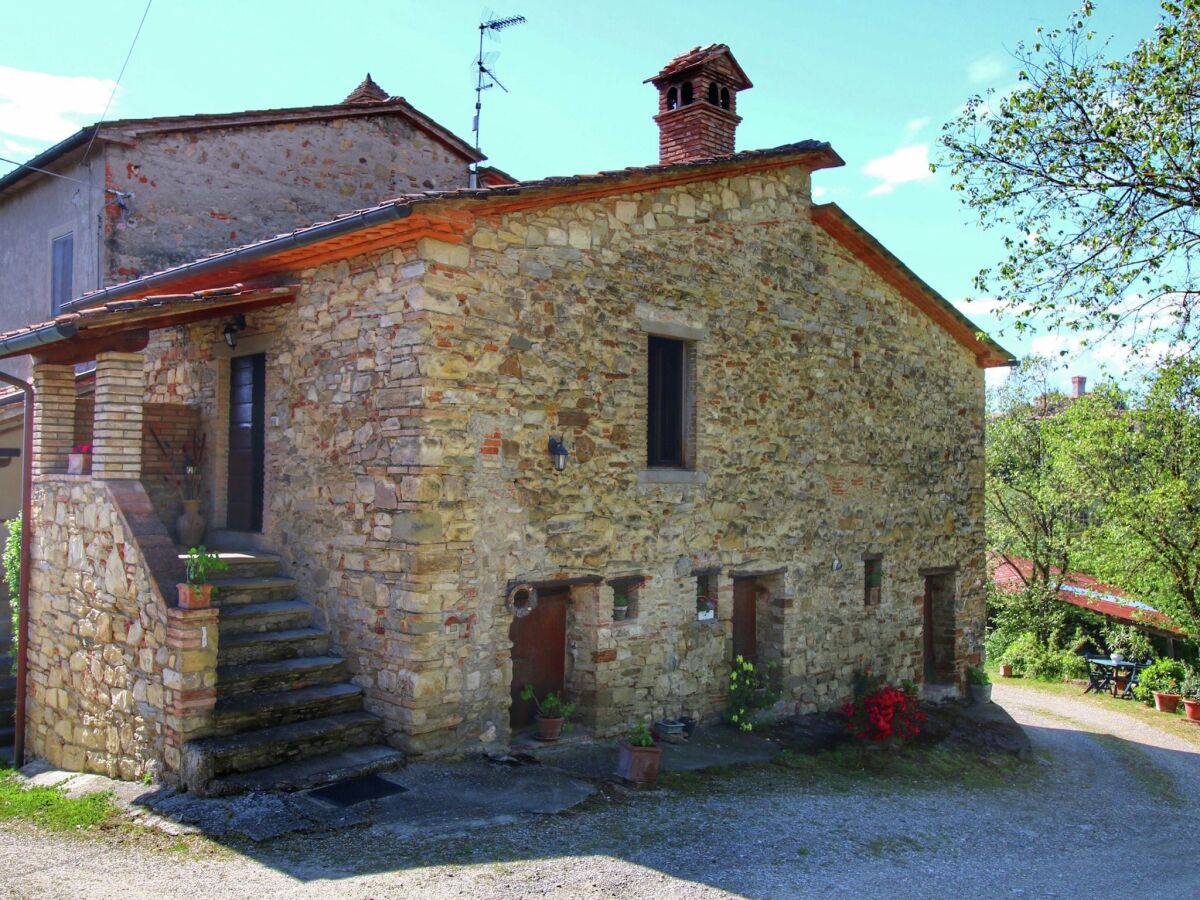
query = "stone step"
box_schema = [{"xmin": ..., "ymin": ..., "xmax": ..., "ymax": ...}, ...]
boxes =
[
  {"xmin": 0, "ymin": 700, "xmax": 13, "ymax": 725},
  {"xmin": 202, "ymin": 744, "xmax": 405, "ymax": 797},
  {"xmin": 0, "ymin": 676, "xmax": 14, "ymax": 704},
  {"xmin": 207, "ymin": 552, "xmax": 282, "ymax": 579},
  {"xmin": 211, "ymin": 576, "xmax": 298, "ymax": 606},
  {"xmin": 218, "ymin": 600, "xmax": 315, "ymax": 637},
  {"xmin": 210, "ymin": 683, "xmax": 364, "ymax": 736},
  {"xmin": 218, "ymin": 628, "xmax": 329, "ymax": 666},
  {"xmin": 217, "ymin": 655, "xmax": 348, "ymax": 698},
  {"xmin": 183, "ymin": 710, "xmax": 383, "ymax": 787},
  {"xmin": 0, "ymin": 725, "xmax": 13, "ymax": 746}
]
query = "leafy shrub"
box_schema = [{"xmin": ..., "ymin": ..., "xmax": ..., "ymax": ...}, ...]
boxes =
[
  {"xmin": 842, "ymin": 671, "xmax": 924, "ymax": 744},
  {"xmin": 1180, "ymin": 673, "xmax": 1200, "ymax": 701},
  {"xmin": 967, "ymin": 665, "xmax": 990, "ymax": 686},
  {"xmin": 1133, "ymin": 658, "xmax": 1190, "ymax": 703},
  {"xmin": 1104, "ymin": 624, "xmax": 1155, "ymax": 662},
  {"xmin": 727, "ymin": 656, "xmax": 780, "ymax": 733},
  {"xmin": 1000, "ymin": 632, "xmax": 1088, "ymax": 681}
]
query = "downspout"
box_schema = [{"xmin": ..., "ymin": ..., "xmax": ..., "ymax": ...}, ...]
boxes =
[{"xmin": 0, "ymin": 372, "xmax": 32, "ymax": 768}]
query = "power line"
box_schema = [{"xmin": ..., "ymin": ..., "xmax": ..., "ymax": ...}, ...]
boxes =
[
  {"xmin": 0, "ymin": 154, "xmax": 131, "ymax": 201},
  {"xmin": 81, "ymin": 0, "xmax": 155, "ymax": 165}
]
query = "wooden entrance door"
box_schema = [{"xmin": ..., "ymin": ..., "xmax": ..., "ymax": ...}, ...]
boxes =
[
  {"xmin": 509, "ymin": 587, "xmax": 568, "ymax": 729},
  {"xmin": 732, "ymin": 577, "xmax": 758, "ymax": 663},
  {"xmin": 923, "ymin": 572, "xmax": 956, "ymax": 683},
  {"xmin": 226, "ymin": 354, "xmax": 266, "ymax": 532}
]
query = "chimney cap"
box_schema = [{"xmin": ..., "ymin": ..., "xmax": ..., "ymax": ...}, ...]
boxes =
[
  {"xmin": 645, "ymin": 44, "xmax": 752, "ymax": 90},
  {"xmin": 343, "ymin": 73, "xmax": 390, "ymax": 104}
]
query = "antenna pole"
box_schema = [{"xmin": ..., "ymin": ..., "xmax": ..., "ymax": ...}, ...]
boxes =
[{"xmin": 470, "ymin": 12, "xmax": 526, "ymax": 189}]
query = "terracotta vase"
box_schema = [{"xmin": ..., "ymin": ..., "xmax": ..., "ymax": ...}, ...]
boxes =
[
  {"xmin": 1153, "ymin": 692, "xmax": 1183, "ymax": 714},
  {"xmin": 177, "ymin": 583, "xmax": 213, "ymax": 610},
  {"xmin": 534, "ymin": 715, "xmax": 564, "ymax": 742},
  {"xmin": 1183, "ymin": 699, "xmax": 1200, "ymax": 722},
  {"xmin": 999, "ymin": 664, "xmax": 1013, "ymax": 678},
  {"xmin": 176, "ymin": 499, "xmax": 206, "ymax": 547},
  {"xmin": 617, "ymin": 742, "xmax": 663, "ymax": 785},
  {"xmin": 67, "ymin": 453, "xmax": 91, "ymax": 476}
]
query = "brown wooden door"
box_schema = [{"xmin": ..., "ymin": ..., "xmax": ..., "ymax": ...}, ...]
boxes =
[
  {"xmin": 732, "ymin": 578, "xmax": 758, "ymax": 663},
  {"xmin": 509, "ymin": 587, "xmax": 568, "ymax": 729},
  {"xmin": 922, "ymin": 579, "xmax": 936, "ymax": 681},
  {"xmin": 226, "ymin": 354, "xmax": 266, "ymax": 532}
]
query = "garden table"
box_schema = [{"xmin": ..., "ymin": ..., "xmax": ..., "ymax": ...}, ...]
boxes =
[{"xmin": 1083, "ymin": 658, "xmax": 1144, "ymax": 699}]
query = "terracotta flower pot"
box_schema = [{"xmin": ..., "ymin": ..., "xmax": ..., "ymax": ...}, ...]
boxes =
[
  {"xmin": 999, "ymin": 664, "xmax": 1013, "ymax": 678},
  {"xmin": 67, "ymin": 453, "xmax": 91, "ymax": 476},
  {"xmin": 1153, "ymin": 692, "xmax": 1183, "ymax": 714},
  {"xmin": 1183, "ymin": 699, "xmax": 1200, "ymax": 723},
  {"xmin": 613, "ymin": 606, "xmax": 629, "ymax": 621},
  {"xmin": 534, "ymin": 715, "xmax": 564, "ymax": 741},
  {"xmin": 177, "ymin": 583, "xmax": 213, "ymax": 610},
  {"xmin": 617, "ymin": 742, "xmax": 663, "ymax": 785}
]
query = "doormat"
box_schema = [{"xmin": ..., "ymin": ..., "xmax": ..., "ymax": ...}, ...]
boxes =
[{"xmin": 308, "ymin": 774, "xmax": 407, "ymax": 807}]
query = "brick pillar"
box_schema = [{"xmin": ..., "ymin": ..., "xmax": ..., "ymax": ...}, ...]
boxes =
[
  {"xmin": 31, "ymin": 363, "xmax": 76, "ymax": 476},
  {"xmin": 93, "ymin": 351, "xmax": 145, "ymax": 480},
  {"xmin": 162, "ymin": 606, "xmax": 219, "ymax": 787}
]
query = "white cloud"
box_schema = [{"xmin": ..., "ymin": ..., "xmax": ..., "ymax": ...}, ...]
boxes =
[
  {"xmin": 812, "ymin": 186, "xmax": 827, "ymax": 199},
  {"xmin": 863, "ymin": 144, "xmax": 933, "ymax": 196},
  {"xmin": 902, "ymin": 117, "xmax": 930, "ymax": 140},
  {"xmin": 967, "ymin": 54, "xmax": 1008, "ymax": 85},
  {"xmin": 0, "ymin": 66, "xmax": 116, "ymax": 144}
]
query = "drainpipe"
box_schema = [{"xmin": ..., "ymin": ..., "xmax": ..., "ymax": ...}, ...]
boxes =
[{"xmin": 0, "ymin": 372, "xmax": 32, "ymax": 768}]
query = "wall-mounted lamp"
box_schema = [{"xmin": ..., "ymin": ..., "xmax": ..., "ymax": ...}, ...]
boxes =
[
  {"xmin": 222, "ymin": 315, "xmax": 247, "ymax": 349},
  {"xmin": 832, "ymin": 557, "xmax": 842, "ymax": 572},
  {"xmin": 548, "ymin": 435, "xmax": 569, "ymax": 471}
]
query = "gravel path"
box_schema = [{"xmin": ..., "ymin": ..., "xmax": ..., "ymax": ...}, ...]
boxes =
[{"xmin": 2, "ymin": 684, "xmax": 1198, "ymax": 899}]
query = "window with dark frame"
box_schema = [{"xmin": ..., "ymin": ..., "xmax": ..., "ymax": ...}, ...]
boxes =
[
  {"xmin": 695, "ymin": 571, "xmax": 718, "ymax": 619},
  {"xmin": 51, "ymin": 232, "xmax": 73, "ymax": 315},
  {"xmin": 647, "ymin": 335, "xmax": 687, "ymax": 468},
  {"xmin": 864, "ymin": 555, "xmax": 882, "ymax": 606}
]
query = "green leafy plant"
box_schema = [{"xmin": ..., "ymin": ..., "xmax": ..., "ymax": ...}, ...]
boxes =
[
  {"xmin": 1179, "ymin": 673, "xmax": 1200, "ymax": 701},
  {"xmin": 1104, "ymin": 624, "xmax": 1154, "ymax": 663},
  {"xmin": 612, "ymin": 593, "xmax": 630, "ymax": 608},
  {"xmin": 1133, "ymin": 658, "xmax": 1190, "ymax": 703},
  {"xmin": 999, "ymin": 633, "xmax": 1089, "ymax": 681},
  {"xmin": 184, "ymin": 546, "xmax": 228, "ymax": 586},
  {"xmin": 966, "ymin": 665, "xmax": 990, "ymax": 686},
  {"xmin": 727, "ymin": 656, "xmax": 780, "ymax": 732},
  {"xmin": 628, "ymin": 721, "xmax": 655, "ymax": 748},
  {"xmin": 519, "ymin": 684, "xmax": 576, "ymax": 726},
  {"xmin": 3, "ymin": 517, "xmax": 19, "ymax": 672}
]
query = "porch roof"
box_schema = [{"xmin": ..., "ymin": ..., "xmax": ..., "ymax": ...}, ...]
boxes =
[{"xmin": 0, "ymin": 285, "xmax": 294, "ymax": 364}]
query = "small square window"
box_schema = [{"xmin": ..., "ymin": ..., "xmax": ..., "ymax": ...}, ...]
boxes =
[
  {"xmin": 695, "ymin": 571, "xmax": 718, "ymax": 621},
  {"xmin": 610, "ymin": 575, "xmax": 646, "ymax": 622},
  {"xmin": 51, "ymin": 232, "xmax": 73, "ymax": 315},
  {"xmin": 864, "ymin": 555, "xmax": 882, "ymax": 606}
]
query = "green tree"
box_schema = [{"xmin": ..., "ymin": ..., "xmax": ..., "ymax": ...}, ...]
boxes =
[
  {"xmin": 938, "ymin": 1, "xmax": 1200, "ymax": 349},
  {"xmin": 986, "ymin": 358, "xmax": 1089, "ymax": 590},
  {"xmin": 1057, "ymin": 357, "xmax": 1200, "ymax": 637}
]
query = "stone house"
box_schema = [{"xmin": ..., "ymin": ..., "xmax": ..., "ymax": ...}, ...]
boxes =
[{"xmin": 0, "ymin": 46, "xmax": 1014, "ymax": 792}]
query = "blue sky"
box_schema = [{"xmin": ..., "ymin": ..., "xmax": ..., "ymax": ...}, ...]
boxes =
[{"xmin": 0, "ymin": 1, "xmax": 1162, "ymax": 392}]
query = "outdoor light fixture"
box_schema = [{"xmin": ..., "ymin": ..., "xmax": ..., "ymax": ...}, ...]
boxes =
[
  {"xmin": 222, "ymin": 315, "xmax": 247, "ymax": 349},
  {"xmin": 548, "ymin": 435, "xmax": 569, "ymax": 471},
  {"xmin": 832, "ymin": 557, "xmax": 842, "ymax": 572}
]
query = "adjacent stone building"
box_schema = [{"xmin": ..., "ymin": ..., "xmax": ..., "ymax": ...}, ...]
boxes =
[{"xmin": 0, "ymin": 46, "xmax": 1014, "ymax": 790}]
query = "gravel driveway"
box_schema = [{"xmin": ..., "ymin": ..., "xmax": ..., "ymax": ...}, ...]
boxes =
[{"xmin": 2, "ymin": 682, "xmax": 1198, "ymax": 899}]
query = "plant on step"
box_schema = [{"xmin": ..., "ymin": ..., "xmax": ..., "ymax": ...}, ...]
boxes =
[
  {"xmin": 966, "ymin": 665, "xmax": 990, "ymax": 686},
  {"xmin": 727, "ymin": 656, "xmax": 780, "ymax": 733},
  {"xmin": 628, "ymin": 721, "xmax": 655, "ymax": 748},
  {"xmin": 1132, "ymin": 658, "xmax": 1190, "ymax": 704},
  {"xmin": 842, "ymin": 669, "xmax": 925, "ymax": 744},
  {"xmin": 519, "ymin": 685, "xmax": 575, "ymax": 724},
  {"xmin": 185, "ymin": 546, "xmax": 228, "ymax": 585}
]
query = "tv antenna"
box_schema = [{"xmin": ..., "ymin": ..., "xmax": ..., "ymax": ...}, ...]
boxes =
[{"xmin": 471, "ymin": 10, "xmax": 526, "ymax": 187}]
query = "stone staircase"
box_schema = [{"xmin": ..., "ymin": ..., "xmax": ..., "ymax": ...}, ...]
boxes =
[{"xmin": 182, "ymin": 553, "xmax": 404, "ymax": 796}]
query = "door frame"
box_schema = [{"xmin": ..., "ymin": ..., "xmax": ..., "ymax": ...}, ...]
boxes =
[
  {"xmin": 225, "ymin": 352, "xmax": 267, "ymax": 533},
  {"xmin": 508, "ymin": 585, "xmax": 570, "ymax": 731}
]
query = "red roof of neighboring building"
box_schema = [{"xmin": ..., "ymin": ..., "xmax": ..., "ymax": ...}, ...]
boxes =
[
  {"xmin": 646, "ymin": 43, "xmax": 752, "ymax": 89},
  {"xmin": 990, "ymin": 554, "xmax": 1183, "ymax": 635}
]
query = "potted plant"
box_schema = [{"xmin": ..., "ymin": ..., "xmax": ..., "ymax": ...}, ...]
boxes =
[
  {"xmin": 696, "ymin": 596, "xmax": 716, "ymax": 622},
  {"xmin": 177, "ymin": 545, "xmax": 228, "ymax": 609},
  {"xmin": 616, "ymin": 721, "xmax": 663, "ymax": 785},
  {"xmin": 519, "ymin": 684, "xmax": 575, "ymax": 741},
  {"xmin": 1133, "ymin": 658, "xmax": 1188, "ymax": 712},
  {"xmin": 1180, "ymin": 673, "xmax": 1200, "ymax": 723},
  {"xmin": 999, "ymin": 662, "xmax": 1014, "ymax": 678},
  {"xmin": 612, "ymin": 593, "xmax": 630, "ymax": 621},
  {"xmin": 966, "ymin": 665, "xmax": 992, "ymax": 703},
  {"xmin": 67, "ymin": 442, "xmax": 92, "ymax": 475}
]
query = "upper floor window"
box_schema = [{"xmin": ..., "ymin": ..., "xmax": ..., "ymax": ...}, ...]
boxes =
[
  {"xmin": 708, "ymin": 82, "xmax": 719, "ymax": 104},
  {"xmin": 647, "ymin": 335, "xmax": 694, "ymax": 468},
  {"xmin": 864, "ymin": 555, "xmax": 883, "ymax": 606},
  {"xmin": 51, "ymin": 232, "xmax": 73, "ymax": 314},
  {"xmin": 680, "ymin": 81, "xmax": 694, "ymax": 106}
]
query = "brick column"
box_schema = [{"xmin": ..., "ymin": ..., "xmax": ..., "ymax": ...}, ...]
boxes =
[
  {"xmin": 31, "ymin": 363, "xmax": 76, "ymax": 476},
  {"xmin": 162, "ymin": 606, "xmax": 219, "ymax": 787},
  {"xmin": 93, "ymin": 351, "xmax": 145, "ymax": 480}
]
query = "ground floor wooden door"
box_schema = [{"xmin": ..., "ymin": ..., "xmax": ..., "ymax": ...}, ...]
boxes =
[
  {"xmin": 226, "ymin": 353, "xmax": 266, "ymax": 532},
  {"xmin": 923, "ymin": 572, "xmax": 956, "ymax": 684},
  {"xmin": 732, "ymin": 577, "xmax": 758, "ymax": 663},
  {"xmin": 509, "ymin": 587, "xmax": 568, "ymax": 729}
]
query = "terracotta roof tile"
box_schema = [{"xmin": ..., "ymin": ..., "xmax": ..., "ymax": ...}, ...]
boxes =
[{"xmin": 343, "ymin": 73, "xmax": 390, "ymax": 104}]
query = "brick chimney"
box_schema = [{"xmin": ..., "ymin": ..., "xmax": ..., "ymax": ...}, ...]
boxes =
[
  {"xmin": 1071, "ymin": 375, "xmax": 1087, "ymax": 399},
  {"xmin": 646, "ymin": 44, "xmax": 753, "ymax": 164}
]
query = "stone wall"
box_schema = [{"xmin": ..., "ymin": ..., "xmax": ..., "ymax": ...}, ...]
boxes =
[{"xmin": 26, "ymin": 478, "xmax": 169, "ymax": 778}]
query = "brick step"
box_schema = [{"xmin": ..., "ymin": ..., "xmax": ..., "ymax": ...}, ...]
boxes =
[
  {"xmin": 211, "ymin": 576, "xmax": 298, "ymax": 606},
  {"xmin": 182, "ymin": 710, "xmax": 383, "ymax": 789},
  {"xmin": 202, "ymin": 744, "xmax": 405, "ymax": 797},
  {"xmin": 217, "ymin": 655, "xmax": 348, "ymax": 698},
  {"xmin": 218, "ymin": 628, "xmax": 329, "ymax": 666},
  {"xmin": 0, "ymin": 676, "xmax": 14, "ymax": 704},
  {"xmin": 205, "ymin": 552, "xmax": 282, "ymax": 579},
  {"xmin": 210, "ymin": 683, "xmax": 364, "ymax": 736},
  {"xmin": 218, "ymin": 600, "xmax": 315, "ymax": 637}
]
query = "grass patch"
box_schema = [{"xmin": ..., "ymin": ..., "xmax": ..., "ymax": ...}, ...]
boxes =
[
  {"xmin": 1091, "ymin": 734, "xmax": 1182, "ymax": 806},
  {"xmin": 862, "ymin": 833, "xmax": 926, "ymax": 857},
  {"xmin": 772, "ymin": 745, "xmax": 1028, "ymax": 792},
  {"xmin": 0, "ymin": 770, "xmax": 118, "ymax": 831}
]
